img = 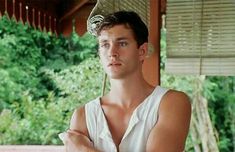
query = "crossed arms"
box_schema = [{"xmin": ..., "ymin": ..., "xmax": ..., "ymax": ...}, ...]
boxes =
[{"xmin": 60, "ymin": 90, "xmax": 191, "ymax": 152}]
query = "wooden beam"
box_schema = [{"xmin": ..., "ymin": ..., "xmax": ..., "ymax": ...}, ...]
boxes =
[
  {"xmin": 60, "ymin": 3, "xmax": 95, "ymax": 36},
  {"xmin": 0, "ymin": 145, "xmax": 64, "ymax": 152},
  {"xmin": 161, "ymin": 0, "xmax": 166, "ymax": 14},
  {"xmin": 142, "ymin": 0, "xmax": 161, "ymax": 86},
  {"xmin": 59, "ymin": 0, "xmax": 89, "ymax": 22}
]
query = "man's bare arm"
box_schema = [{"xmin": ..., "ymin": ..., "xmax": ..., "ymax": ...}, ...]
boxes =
[
  {"xmin": 63, "ymin": 106, "xmax": 100, "ymax": 152},
  {"xmin": 146, "ymin": 91, "xmax": 191, "ymax": 152}
]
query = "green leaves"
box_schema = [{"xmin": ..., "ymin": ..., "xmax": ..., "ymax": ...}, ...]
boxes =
[
  {"xmin": 0, "ymin": 14, "xmax": 99, "ymax": 144},
  {"xmin": 0, "ymin": 57, "xmax": 103, "ymax": 145}
]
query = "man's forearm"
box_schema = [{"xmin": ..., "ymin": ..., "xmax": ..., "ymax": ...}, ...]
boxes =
[
  {"xmin": 67, "ymin": 134, "xmax": 99, "ymax": 152},
  {"xmin": 65, "ymin": 130, "xmax": 100, "ymax": 152}
]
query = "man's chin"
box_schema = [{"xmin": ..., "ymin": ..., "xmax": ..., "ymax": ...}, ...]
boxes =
[{"xmin": 108, "ymin": 74, "xmax": 124, "ymax": 80}]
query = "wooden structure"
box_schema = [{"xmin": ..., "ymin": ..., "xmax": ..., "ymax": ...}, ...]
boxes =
[
  {"xmin": 0, "ymin": 0, "xmax": 166, "ymax": 86},
  {"xmin": 0, "ymin": 145, "xmax": 64, "ymax": 152}
]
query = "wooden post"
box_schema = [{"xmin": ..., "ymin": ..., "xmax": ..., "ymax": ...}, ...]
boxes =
[{"xmin": 143, "ymin": 0, "xmax": 161, "ymax": 86}]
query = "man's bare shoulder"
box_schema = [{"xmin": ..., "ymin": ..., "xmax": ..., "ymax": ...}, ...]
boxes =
[
  {"xmin": 165, "ymin": 89, "xmax": 190, "ymax": 99},
  {"xmin": 161, "ymin": 89, "xmax": 191, "ymax": 111},
  {"xmin": 159, "ymin": 89, "xmax": 191, "ymax": 123}
]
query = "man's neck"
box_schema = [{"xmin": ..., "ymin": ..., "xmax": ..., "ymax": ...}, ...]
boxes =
[{"xmin": 107, "ymin": 75, "xmax": 154, "ymax": 108}]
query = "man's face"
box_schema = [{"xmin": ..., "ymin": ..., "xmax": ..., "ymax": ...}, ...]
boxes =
[{"xmin": 98, "ymin": 24, "xmax": 146, "ymax": 79}]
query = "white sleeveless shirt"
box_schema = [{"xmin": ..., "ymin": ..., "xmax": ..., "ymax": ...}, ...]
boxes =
[{"xmin": 85, "ymin": 86, "xmax": 169, "ymax": 152}]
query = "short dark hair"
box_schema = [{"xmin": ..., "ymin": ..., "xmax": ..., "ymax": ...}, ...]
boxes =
[{"xmin": 97, "ymin": 11, "xmax": 148, "ymax": 47}]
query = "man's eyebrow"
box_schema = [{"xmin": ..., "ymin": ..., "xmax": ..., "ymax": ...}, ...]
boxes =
[
  {"xmin": 99, "ymin": 39, "xmax": 108, "ymax": 43},
  {"xmin": 98, "ymin": 37, "xmax": 129, "ymax": 43},
  {"xmin": 116, "ymin": 37, "xmax": 128, "ymax": 41}
]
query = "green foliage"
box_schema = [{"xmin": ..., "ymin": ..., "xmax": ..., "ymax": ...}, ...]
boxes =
[
  {"xmin": 0, "ymin": 57, "xmax": 103, "ymax": 144},
  {"xmin": 0, "ymin": 15, "xmax": 100, "ymax": 144},
  {"xmin": 205, "ymin": 76, "xmax": 235, "ymax": 151},
  {"xmin": 0, "ymin": 15, "xmax": 97, "ymax": 107},
  {"xmin": 0, "ymin": 92, "xmax": 68, "ymax": 144},
  {"xmin": 42, "ymin": 57, "xmax": 103, "ymax": 102}
]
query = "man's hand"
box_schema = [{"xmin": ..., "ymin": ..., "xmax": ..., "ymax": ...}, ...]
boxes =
[{"xmin": 59, "ymin": 130, "xmax": 98, "ymax": 152}]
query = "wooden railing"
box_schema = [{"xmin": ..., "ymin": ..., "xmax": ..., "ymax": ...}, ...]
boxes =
[{"xmin": 0, "ymin": 145, "xmax": 64, "ymax": 152}]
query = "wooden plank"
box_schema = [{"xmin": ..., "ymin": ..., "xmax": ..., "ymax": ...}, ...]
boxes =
[
  {"xmin": 142, "ymin": 0, "xmax": 161, "ymax": 86},
  {"xmin": 0, "ymin": 145, "xmax": 64, "ymax": 152}
]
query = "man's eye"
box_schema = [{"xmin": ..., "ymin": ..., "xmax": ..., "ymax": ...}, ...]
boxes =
[
  {"xmin": 100, "ymin": 43, "xmax": 110, "ymax": 49},
  {"xmin": 119, "ymin": 41, "xmax": 128, "ymax": 47}
]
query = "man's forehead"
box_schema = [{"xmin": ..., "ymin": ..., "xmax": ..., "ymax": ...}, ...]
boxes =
[{"xmin": 98, "ymin": 25, "xmax": 134, "ymax": 42}]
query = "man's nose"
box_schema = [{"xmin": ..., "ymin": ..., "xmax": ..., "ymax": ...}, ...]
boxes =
[{"xmin": 108, "ymin": 44, "xmax": 119, "ymax": 58}]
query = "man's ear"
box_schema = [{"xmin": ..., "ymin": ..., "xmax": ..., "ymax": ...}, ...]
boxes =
[{"xmin": 138, "ymin": 42, "xmax": 148, "ymax": 60}]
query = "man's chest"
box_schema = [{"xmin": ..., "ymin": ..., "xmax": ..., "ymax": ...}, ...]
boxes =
[{"xmin": 102, "ymin": 106, "xmax": 135, "ymax": 146}]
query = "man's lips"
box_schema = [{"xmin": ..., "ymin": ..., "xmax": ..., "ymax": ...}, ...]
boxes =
[{"xmin": 108, "ymin": 62, "xmax": 122, "ymax": 67}]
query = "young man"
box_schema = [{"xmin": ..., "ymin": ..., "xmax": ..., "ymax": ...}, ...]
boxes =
[{"xmin": 60, "ymin": 11, "xmax": 191, "ymax": 152}]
